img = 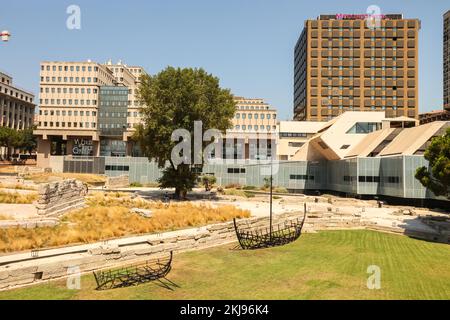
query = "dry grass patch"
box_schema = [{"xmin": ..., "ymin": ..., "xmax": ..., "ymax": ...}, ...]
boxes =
[
  {"xmin": 0, "ymin": 183, "xmax": 36, "ymax": 191},
  {"xmin": 0, "ymin": 202, "xmax": 250, "ymax": 253},
  {"xmin": 24, "ymin": 173, "xmax": 107, "ymax": 185},
  {"xmin": 223, "ymin": 188, "xmax": 254, "ymax": 198},
  {"xmin": 87, "ymin": 192, "xmax": 155, "ymax": 209},
  {"xmin": 0, "ymin": 191, "xmax": 38, "ymax": 204},
  {"xmin": 0, "ymin": 214, "xmax": 12, "ymax": 220},
  {"xmin": 0, "ymin": 165, "xmax": 16, "ymax": 174}
]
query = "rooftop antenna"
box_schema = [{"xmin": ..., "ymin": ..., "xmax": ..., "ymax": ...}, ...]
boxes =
[{"xmin": 1, "ymin": 30, "xmax": 11, "ymax": 42}]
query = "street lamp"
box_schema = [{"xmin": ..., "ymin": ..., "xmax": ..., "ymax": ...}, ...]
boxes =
[{"xmin": 1, "ymin": 30, "xmax": 11, "ymax": 42}]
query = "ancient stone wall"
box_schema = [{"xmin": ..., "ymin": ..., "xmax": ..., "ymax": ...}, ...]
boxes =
[
  {"xmin": 105, "ymin": 175, "xmax": 129, "ymax": 189},
  {"xmin": 35, "ymin": 179, "xmax": 88, "ymax": 216},
  {"xmin": 0, "ymin": 218, "xmax": 59, "ymax": 229},
  {"xmin": 0, "ymin": 210, "xmax": 439, "ymax": 290}
]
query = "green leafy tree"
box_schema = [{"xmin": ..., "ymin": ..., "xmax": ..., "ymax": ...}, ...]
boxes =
[
  {"xmin": 0, "ymin": 127, "xmax": 20, "ymax": 158},
  {"xmin": 14, "ymin": 128, "xmax": 37, "ymax": 154},
  {"xmin": 135, "ymin": 67, "xmax": 235, "ymax": 199},
  {"xmin": 415, "ymin": 127, "xmax": 450, "ymax": 199}
]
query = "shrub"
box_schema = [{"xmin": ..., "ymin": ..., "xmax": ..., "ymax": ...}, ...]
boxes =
[
  {"xmin": 243, "ymin": 186, "xmax": 257, "ymax": 190},
  {"xmin": 199, "ymin": 175, "xmax": 217, "ymax": 191},
  {"xmin": 130, "ymin": 182, "xmax": 143, "ymax": 187},
  {"xmin": 225, "ymin": 183, "xmax": 242, "ymax": 189}
]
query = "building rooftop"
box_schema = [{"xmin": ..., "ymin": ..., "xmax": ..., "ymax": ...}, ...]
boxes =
[
  {"xmin": 278, "ymin": 121, "xmax": 325, "ymax": 134},
  {"xmin": 378, "ymin": 121, "xmax": 449, "ymax": 157}
]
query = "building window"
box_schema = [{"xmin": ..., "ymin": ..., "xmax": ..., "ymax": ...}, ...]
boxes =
[
  {"xmin": 227, "ymin": 168, "xmax": 245, "ymax": 174},
  {"xmin": 290, "ymin": 175, "xmax": 314, "ymax": 181}
]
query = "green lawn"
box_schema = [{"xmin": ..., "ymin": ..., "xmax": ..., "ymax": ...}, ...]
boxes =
[{"xmin": 1, "ymin": 230, "xmax": 449, "ymax": 300}]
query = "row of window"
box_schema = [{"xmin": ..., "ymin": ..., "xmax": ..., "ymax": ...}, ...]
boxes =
[
  {"xmin": 290, "ymin": 175, "xmax": 315, "ymax": 181},
  {"xmin": 41, "ymin": 87, "xmax": 98, "ymax": 94},
  {"xmin": 105, "ymin": 165, "xmax": 130, "ymax": 171},
  {"xmin": 0, "ymin": 86, "xmax": 34, "ymax": 103},
  {"xmin": 320, "ymin": 96, "xmax": 410, "ymax": 101},
  {"xmin": 39, "ymin": 121, "xmax": 96, "ymax": 128},
  {"xmin": 235, "ymin": 113, "xmax": 276, "ymax": 120},
  {"xmin": 99, "ymin": 111, "xmax": 141, "ymax": 118},
  {"xmin": 227, "ymin": 168, "xmax": 246, "ymax": 174},
  {"xmin": 0, "ymin": 102, "xmax": 33, "ymax": 112},
  {"xmin": 343, "ymin": 176, "xmax": 401, "ymax": 184},
  {"xmin": 234, "ymin": 125, "xmax": 277, "ymax": 131},
  {"xmin": 280, "ymin": 133, "xmax": 308, "ymax": 138},
  {"xmin": 101, "ymin": 100, "xmax": 140, "ymax": 106},
  {"xmin": 111, "ymin": 67, "xmax": 142, "ymax": 74},
  {"xmin": 39, "ymin": 110, "xmax": 97, "ymax": 117},
  {"xmin": 41, "ymin": 65, "xmax": 99, "ymax": 72},
  {"xmin": 320, "ymin": 66, "xmax": 405, "ymax": 71},
  {"xmin": 41, "ymin": 76, "xmax": 98, "ymax": 83},
  {"xmin": 236, "ymin": 105, "xmax": 271, "ymax": 110},
  {"xmin": 40, "ymin": 99, "xmax": 97, "ymax": 105},
  {"xmin": 99, "ymin": 123, "xmax": 127, "ymax": 129}
]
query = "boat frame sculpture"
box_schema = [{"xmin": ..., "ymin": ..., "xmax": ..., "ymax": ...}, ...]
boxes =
[
  {"xmin": 233, "ymin": 208, "xmax": 306, "ymax": 250},
  {"xmin": 93, "ymin": 251, "xmax": 174, "ymax": 290},
  {"xmin": 233, "ymin": 161, "xmax": 307, "ymax": 250}
]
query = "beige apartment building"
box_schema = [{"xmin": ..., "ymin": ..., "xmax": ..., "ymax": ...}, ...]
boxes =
[
  {"xmin": 444, "ymin": 10, "xmax": 450, "ymax": 111},
  {"xmin": 231, "ymin": 97, "xmax": 277, "ymax": 132},
  {"xmin": 34, "ymin": 60, "xmax": 146, "ymax": 167},
  {"xmin": 0, "ymin": 71, "xmax": 35, "ymax": 130},
  {"xmin": 221, "ymin": 97, "xmax": 278, "ymax": 160},
  {"xmin": 294, "ymin": 14, "xmax": 420, "ymax": 121}
]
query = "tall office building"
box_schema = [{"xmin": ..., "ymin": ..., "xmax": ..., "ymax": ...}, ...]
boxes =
[
  {"xmin": 444, "ymin": 10, "xmax": 450, "ymax": 111},
  {"xmin": 294, "ymin": 14, "xmax": 420, "ymax": 121},
  {"xmin": 34, "ymin": 60, "xmax": 146, "ymax": 167}
]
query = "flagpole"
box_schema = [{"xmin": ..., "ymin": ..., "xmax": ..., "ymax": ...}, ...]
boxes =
[{"xmin": 269, "ymin": 156, "xmax": 273, "ymax": 241}]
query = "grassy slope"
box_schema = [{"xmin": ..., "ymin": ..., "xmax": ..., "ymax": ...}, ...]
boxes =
[{"xmin": 1, "ymin": 230, "xmax": 449, "ymax": 300}]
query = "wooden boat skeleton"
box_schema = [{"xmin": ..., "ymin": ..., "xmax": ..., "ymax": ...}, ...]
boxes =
[
  {"xmin": 233, "ymin": 161, "xmax": 307, "ymax": 250},
  {"xmin": 93, "ymin": 251, "xmax": 173, "ymax": 290}
]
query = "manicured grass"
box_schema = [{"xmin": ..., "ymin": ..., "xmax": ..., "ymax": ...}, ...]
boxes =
[{"xmin": 1, "ymin": 230, "xmax": 449, "ymax": 300}]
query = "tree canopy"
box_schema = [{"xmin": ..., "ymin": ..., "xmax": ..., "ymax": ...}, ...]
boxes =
[
  {"xmin": 134, "ymin": 67, "xmax": 236, "ymax": 198},
  {"xmin": 0, "ymin": 127, "xmax": 37, "ymax": 158},
  {"xmin": 415, "ymin": 127, "xmax": 450, "ymax": 199}
]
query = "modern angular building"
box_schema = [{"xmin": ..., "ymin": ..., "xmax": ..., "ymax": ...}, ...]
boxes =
[
  {"xmin": 277, "ymin": 121, "xmax": 325, "ymax": 160},
  {"xmin": 34, "ymin": 60, "xmax": 146, "ymax": 167},
  {"xmin": 444, "ymin": 10, "xmax": 450, "ymax": 111},
  {"xmin": 294, "ymin": 14, "xmax": 420, "ymax": 121}
]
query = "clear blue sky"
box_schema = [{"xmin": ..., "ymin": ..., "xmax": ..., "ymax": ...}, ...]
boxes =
[{"xmin": 1, "ymin": 0, "xmax": 449, "ymax": 120}]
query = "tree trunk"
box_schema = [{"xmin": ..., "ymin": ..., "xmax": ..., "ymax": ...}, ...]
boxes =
[{"xmin": 174, "ymin": 187, "xmax": 181, "ymax": 199}]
